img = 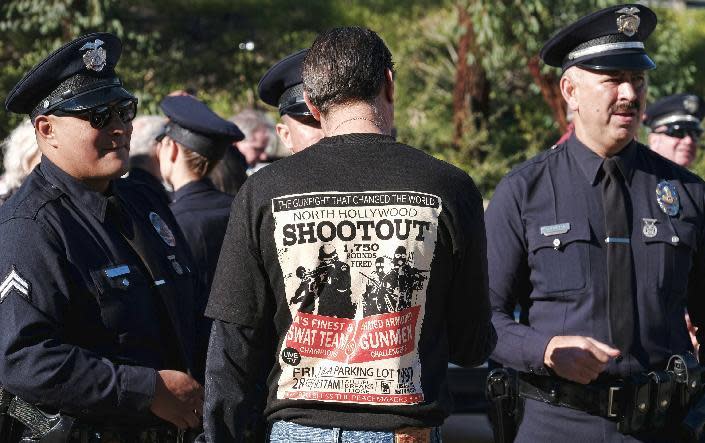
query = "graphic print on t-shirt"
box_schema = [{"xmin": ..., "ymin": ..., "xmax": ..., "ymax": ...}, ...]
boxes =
[{"xmin": 272, "ymin": 191, "xmax": 442, "ymax": 405}]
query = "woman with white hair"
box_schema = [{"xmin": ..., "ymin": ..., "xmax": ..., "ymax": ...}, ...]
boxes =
[{"xmin": 0, "ymin": 119, "xmax": 41, "ymax": 205}]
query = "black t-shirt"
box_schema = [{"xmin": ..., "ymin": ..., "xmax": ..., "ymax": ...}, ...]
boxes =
[{"xmin": 206, "ymin": 133, "xmax": 496, "ymax": 430}]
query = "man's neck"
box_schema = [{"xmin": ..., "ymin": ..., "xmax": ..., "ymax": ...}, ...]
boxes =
[
  {"xmin": 574, "ymin": 124, "xmax": 632, "ymax": 158},
  {"xmin": 323, "ymin": 102, "xmax": 391, "ymax": 137},
  {"xmin": 169, "ymin": 166, "xmax": 201, "ymax": 191}
]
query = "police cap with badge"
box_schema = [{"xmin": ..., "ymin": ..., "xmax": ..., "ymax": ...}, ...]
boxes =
[
  {"xmin": 159, "ymin": 95, "xmax": 244, "ymax": 161},
  {"xmin": 5, "ymin": 32, "xmax": 137, "ymax": 129},
  {"xmin": 540, "ymin": 4, "xmax": 657, "ymax": 71},
  {"xmin": 644, "ymin": 94, "xmax": 705, "ymax": 139},
  {"xmin": 258, "ymin": 49, "xmax": 310, "ymax": 116}
]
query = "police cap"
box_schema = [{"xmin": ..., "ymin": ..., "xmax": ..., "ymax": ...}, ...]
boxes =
[
  {"xmin": 540, "ymin": 4, "xmax": 657, "ymax": 71},
  {"xmin": 644, "ymin": 94, "xmax": 705, "ymax": 130},
  {"xmin": 5, "ymin": 32, "xmax": 135, "ymax": 118},
  {"xmin": 258, "ymin": 49, "xmax": 310, "ymax": 116},
  {"xmin": 159, "ymin": 95, "xmax": 244, "ymax": 161}
]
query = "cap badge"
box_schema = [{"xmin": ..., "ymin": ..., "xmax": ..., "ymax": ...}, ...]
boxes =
[
  {"xmin": 684, "ymin": 96, "xmax": 699, "ymax": 114},
  {"xmin": 80, "ymin": 39, "xmax": 107, "ymax": 72},
  {"xmin": 616, "ymin": 7, "xmax": 641, "ymax": 37},
  {"xmin": 656, "ymin": 181, "xmax": 680, "ymax": 217},
  {"xmin": 642, "ymin": 218, "xmax": 658, "ymax": 238},
  {"xmin": 149, "ymin": 212, "xmax": 176, "ymax": 247}
]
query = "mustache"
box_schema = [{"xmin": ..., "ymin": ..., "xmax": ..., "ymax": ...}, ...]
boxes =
[{"xmin": 610, "ymin": 101, "xmax": 641, "ymax": 114}]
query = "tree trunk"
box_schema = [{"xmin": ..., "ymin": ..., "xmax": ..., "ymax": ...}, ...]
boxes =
[
  {"xmin": 527, "ymin": 56, "xmax": 568, "ymax": 133},
  {"xmin": 452, "ymin": 2, "xmax": 489, "ymax": 152}
]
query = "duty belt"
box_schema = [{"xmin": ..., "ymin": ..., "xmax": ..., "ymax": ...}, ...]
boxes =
[{"xmin": 517, "ymin": 353, "xmax": 705, "ymax": 435}]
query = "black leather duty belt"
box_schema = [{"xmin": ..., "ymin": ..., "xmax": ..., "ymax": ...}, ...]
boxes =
[{"xmin": 518, "ymin": 371, "xmax": 679, "ymax": 434}]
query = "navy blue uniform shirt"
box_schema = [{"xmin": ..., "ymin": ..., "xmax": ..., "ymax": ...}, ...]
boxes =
[
  {"xmin": 170, "ymin": 178, "xmax": 233, "ymax": 294},
  {"xmin": 170, "ymin": 177, "xmax": 233, "ymax": 379},
  {"xmin": 0, "ymin": 158, "xmax": 199, "ymax": 424},
  {"xmin": 486, "ymin": 134, "xmax": 705, "ymax": 377}
]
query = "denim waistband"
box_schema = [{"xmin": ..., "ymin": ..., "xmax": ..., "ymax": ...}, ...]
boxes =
[{"xmin": 269, "ymin": 420, "xmax": 442, "ymax": 443}]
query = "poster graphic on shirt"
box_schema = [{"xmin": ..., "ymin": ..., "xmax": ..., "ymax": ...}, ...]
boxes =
[{"xmin": 272, "ymin": 191, "xmax": 442, "ymax": 405}]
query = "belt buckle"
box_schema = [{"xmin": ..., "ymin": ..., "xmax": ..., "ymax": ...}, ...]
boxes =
[{"xmin": 608, "ymin": 386, "xmax": 621, "ymax": 418}]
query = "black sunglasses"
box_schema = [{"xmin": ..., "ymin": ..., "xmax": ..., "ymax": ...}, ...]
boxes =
[
  {"xmin": 654, "ymin": 124, "xmax": 703, "ymax": 140},
  {"xmin": 52, "ymin": 99, "xmax": 138, "ymax": 129}
]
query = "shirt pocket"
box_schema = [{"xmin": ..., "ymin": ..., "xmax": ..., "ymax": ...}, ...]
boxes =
[
  {"xmin": 90, "ymin": 264, "xmax": 153, "ymax": 334},
  {"xmin": 526, "ymin": 220, "xmax": 592, "ymax": 295},
  {"xmin": 643, "ymin": 219, "xmax": 697, "ymax": 297}
]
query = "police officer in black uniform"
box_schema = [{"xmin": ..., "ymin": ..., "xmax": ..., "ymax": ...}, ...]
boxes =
[
  {"xmin": 156, "ymin": 94, "xmax": 244, "ymax": 377},
  {"xmin": 258, "ymin": 49, "xmax": 324, "ymax": 153},
  {"xmin": 645, "ymin": 94, "xmax": 705, "ymax": 168},
  {"xmin": 0, "ymin": 33, "xmax": 203, "ymax": 442},
  {"xmin": 486, "ymin": 5, "xmax": 705, "ymax": 442}
]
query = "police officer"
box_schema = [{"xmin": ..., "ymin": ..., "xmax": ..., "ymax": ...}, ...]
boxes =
[
  {"xmin": 156, "ymin": 94, "xmax": 244, "ymax": 376},
  {"xmin": 258, "ymin": 49, "xmax": 324, "ymax": 153},
  {"xmin": 645, "ymin": 94, "xmax": 705, "ymax": 168},
  {"xmin": 0, "ymin": 33, "xmax": 203, "ymax": 441},
  {"xmin": 486, "ymin": 5, "xmax": 705, "ymax": 441}
]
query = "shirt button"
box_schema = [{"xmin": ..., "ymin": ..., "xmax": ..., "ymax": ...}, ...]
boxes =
[
  {"xmin": 552, "ymin": 238, "xmax": 561, "ymax": 249},
  {"xmin": 121, "ymin": 278, "xmax": 130, "ymax": 287},
  {"xmin": 672, "ymin": 236, "xmax": 680, "ymax": 244}
]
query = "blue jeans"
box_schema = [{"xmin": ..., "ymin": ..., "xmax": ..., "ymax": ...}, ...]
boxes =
[{"xmin": 269, "ymin": 420, "xmax": 442, "ymax": 443}]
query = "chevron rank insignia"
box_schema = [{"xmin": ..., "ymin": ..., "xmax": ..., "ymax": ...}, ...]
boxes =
[{"xmin": 0, "ymin": 266, "xmax": 30, "ymax": 303}]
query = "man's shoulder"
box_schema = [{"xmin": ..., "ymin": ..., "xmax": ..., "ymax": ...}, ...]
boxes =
[
  {"xmin": 503, "ymin": 143, "xmax": 566, "ymax": 181},
  {"xmin": 0, "ymin": 171, "xmax": 64, "ymax": 225},
  {"xmin": 637, "ymin": 142, "xmax": 705, "ymax": 186}
]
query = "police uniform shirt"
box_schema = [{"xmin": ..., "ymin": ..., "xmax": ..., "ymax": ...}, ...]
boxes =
[
  {"xmin": 486, "ymin": 133, "xmax": 705, "ymax": 377},
  {"xmin": 170, "ymin": 178, "xmax": 233, "ymax": 293},
  {"xmin": 0, "ymin": 157, "xmax": 199, "ymax": 423}
]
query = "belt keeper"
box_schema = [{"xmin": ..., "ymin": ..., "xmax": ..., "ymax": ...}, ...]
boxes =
[{"xmin": 617, "ymin": 374, "xmax": 651, "ymax": 434}]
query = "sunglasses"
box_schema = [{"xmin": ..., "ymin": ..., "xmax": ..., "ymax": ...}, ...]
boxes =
[
  {"xmin": 52, "ymin": 99, "xmax": 138, "ymax": 129},
  {"xmin": 654, "ymin": 125, "xmax": 703, "ymax": 140}
]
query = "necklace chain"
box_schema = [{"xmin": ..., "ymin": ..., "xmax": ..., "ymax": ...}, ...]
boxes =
[{"xmin": 331, "ymin": 116, "xmax": 381, "ymax": 134}]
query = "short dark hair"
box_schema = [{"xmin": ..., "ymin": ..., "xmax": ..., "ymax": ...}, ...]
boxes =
[{"xmin": 303, "ymin": 27, "xmax": 394, "ymax": 114}]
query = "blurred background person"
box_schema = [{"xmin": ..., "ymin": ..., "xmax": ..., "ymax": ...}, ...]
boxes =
[
  {"xmin": 127, "ymin": 114, "xmax": 170, "ymax": 203},
  {"xmin": 230, "ymin": 108, "xmax": 274, "ymax": 174},
  {"xmin": 0, "ymin": 119, "xmax": 40, "ymax": 205},
  {"xmin": 258, "ymin": 49, "xmax": 324, "ymax": 154},
  {"xmin": 156, "ymin": 94, "xmax": 244, "ymax": 378},
  {"xmin": 645, "ymin": 93, "xmax": 705, "ymax": 168}
]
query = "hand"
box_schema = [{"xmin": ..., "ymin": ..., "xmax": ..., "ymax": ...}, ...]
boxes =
[
  {"xmin": 685, "ymin": 312, "xmax": 699, "ymax": 359},
  {"xmin": 150, "ymin": 370, "xmax": 204, "ymax": 429},
  {"xmin": 543, "ymin": 336, "xmax": 620, "ymax": 384}
]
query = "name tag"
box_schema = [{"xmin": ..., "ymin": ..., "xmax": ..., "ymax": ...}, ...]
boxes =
[
  {"xmin": 104, "ymin": 265, "xmax": 130, "ymax": 278},
  {"xmin": 540, "ymin": 223, "xmax": 571, "ymax": 236}
]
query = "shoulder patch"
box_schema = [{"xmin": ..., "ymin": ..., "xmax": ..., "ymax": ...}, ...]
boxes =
[{"xmin": 0, "ymin": 266, "xmax": 31, "ymax": 303}]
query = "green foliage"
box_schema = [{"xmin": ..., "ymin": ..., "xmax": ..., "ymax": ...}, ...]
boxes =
[{"xmin": 0, "ymin": 0, "xmax": 704, "ymax": 194}]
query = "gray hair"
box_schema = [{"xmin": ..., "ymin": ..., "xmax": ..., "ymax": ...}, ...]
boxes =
[
  {"xmin": 2, "ymin": 119, "xmax": 39, "ymax": 191},
  {"xmin": 230, "ymin": 109, "xmax": 274, "ymax": 140},
  {"xmin": 129, "ymin": 115, "xmax": 166, "ymax": 157}
]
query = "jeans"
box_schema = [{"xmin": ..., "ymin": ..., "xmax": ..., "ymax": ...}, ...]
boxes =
[{"xmin": 269, "ymin": 420, "xmax": 442, "ymax": 443}]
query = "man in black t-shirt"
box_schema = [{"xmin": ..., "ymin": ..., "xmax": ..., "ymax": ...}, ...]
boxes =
[{"xmin": 200, "ymin": 27, "xmax": 496, "ymax": 442}]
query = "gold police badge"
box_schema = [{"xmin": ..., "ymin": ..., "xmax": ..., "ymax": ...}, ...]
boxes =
[
  {"xmin": 616, "ymin": 7, "xmax": 640, "ymax": 37},
  {"xmin": 80, "ymin": 39, "xmax": 107, "ymax": 72}
]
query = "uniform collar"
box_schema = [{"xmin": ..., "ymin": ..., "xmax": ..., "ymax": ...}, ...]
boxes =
[
  {"xmin": 172, "ymin": 178, "xmax": 215, "ymax": 202},
  {"xmin": 568, "ymin": 133, "xmax": 637, "ymax": 186},
  {"xmin": 40, "ymin": 157, "xmax": 110, "ymax": 222}
]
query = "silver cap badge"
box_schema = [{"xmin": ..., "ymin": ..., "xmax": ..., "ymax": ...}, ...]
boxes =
[
  {"xmin": 80, "ymin": 39, "xmax": 107, "ymax": 72},
  {"xmin": 616, "ymin": 7, "xmax": 641, "ymax": 37},
  {"xmin": 684, "ymin": 95, "xmax": 699, "ymax": 114}
]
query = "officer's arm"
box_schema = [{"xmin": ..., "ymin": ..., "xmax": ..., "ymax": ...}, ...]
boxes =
[
  {"xmin": 485, "ymin": 177, "xmax": 550, "ymax": 373},
  {"xmin": 687, "ymin": 215, "xmax": 705, "ymax": 358},
  {"xmin": 0, "ymin": 219, "xmax": 156, "ymax": 416},
  {"xmin": 446, "ymin": 190, "xmax": 497, "ymax": 367}
]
